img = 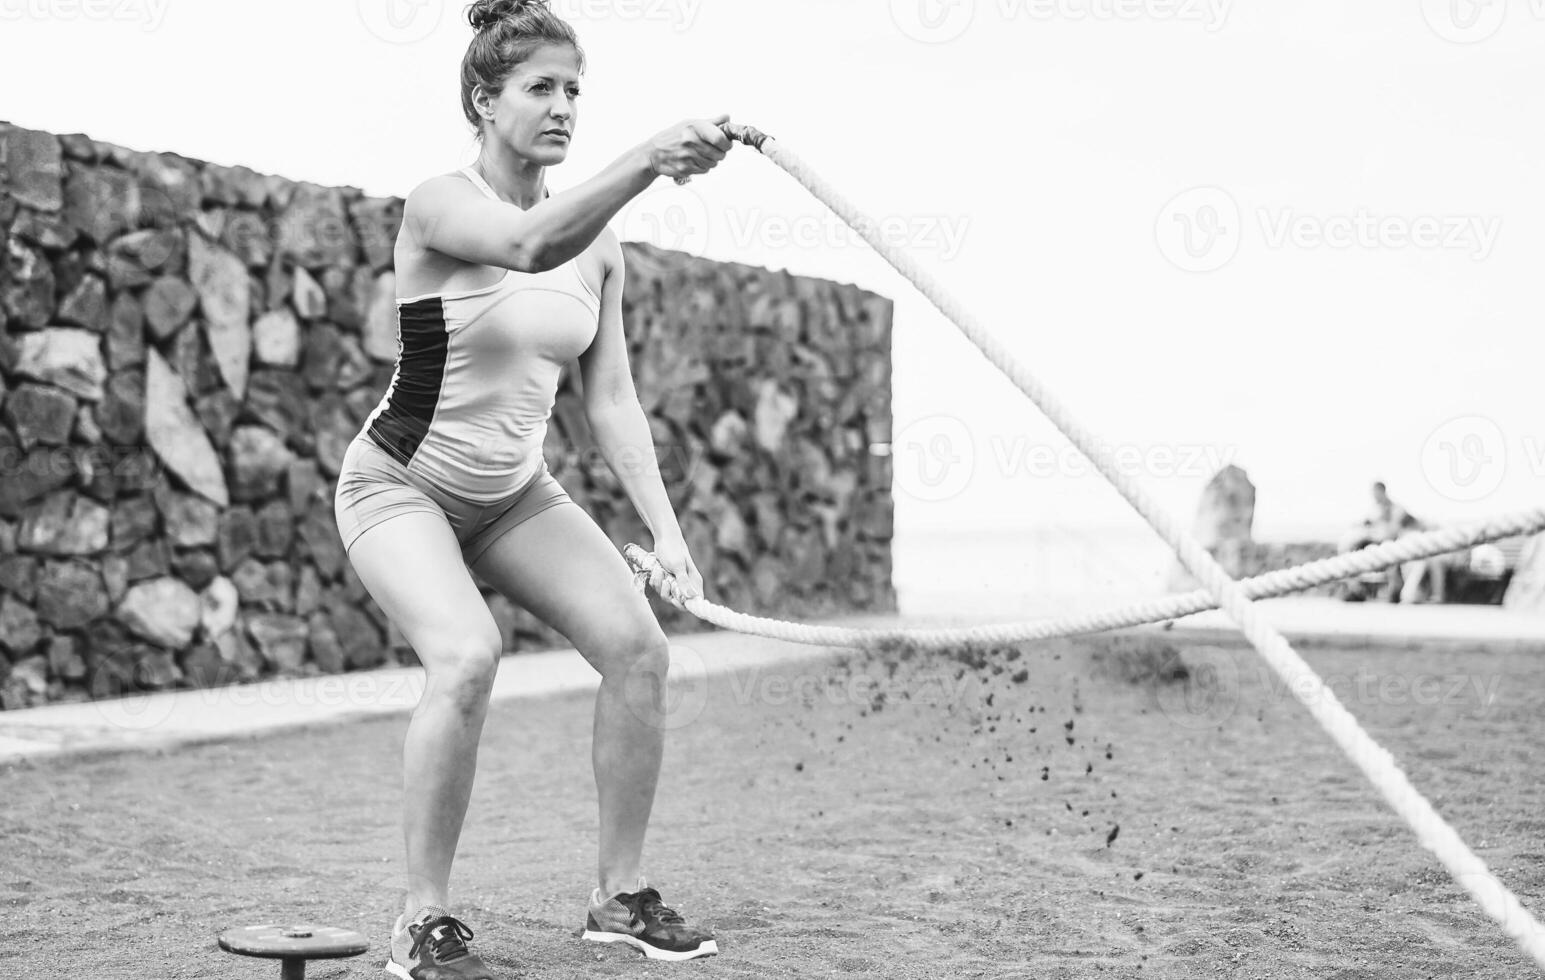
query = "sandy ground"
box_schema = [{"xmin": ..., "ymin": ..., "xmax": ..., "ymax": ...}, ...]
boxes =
[{"xmin": 3, "ymin": 630, "xmax": 1542, "ymax": 979}]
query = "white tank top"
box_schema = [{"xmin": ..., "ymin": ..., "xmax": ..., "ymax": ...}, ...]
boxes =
[{"xmin": 359, "ymin": 166, "xmax": 602, "ymax": 500}]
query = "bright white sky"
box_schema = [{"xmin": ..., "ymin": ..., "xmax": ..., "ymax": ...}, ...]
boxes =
[{"xmin": 4, "ymin": 0, "xmax": 1542, "ymax": 542}]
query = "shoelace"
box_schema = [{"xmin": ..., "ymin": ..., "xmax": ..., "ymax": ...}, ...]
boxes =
[
  {"xmin": 636, "ymin": 889, "xmax": 685, "ymax": 926},
  {"xmin": 409, "ymin": 915, "xmax": 476, "ymax": 963}
]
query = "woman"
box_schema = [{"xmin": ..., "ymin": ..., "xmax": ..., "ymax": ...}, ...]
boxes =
[{"xmin": 331, "ymin": 1, "xmax": 734, "ymax": 974}]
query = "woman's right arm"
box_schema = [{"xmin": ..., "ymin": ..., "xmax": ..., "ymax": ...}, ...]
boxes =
[{"xmin": 403, "ymin": 115, "xmax": 733, "ymax": 274}]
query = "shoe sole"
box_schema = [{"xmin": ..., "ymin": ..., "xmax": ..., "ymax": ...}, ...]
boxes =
[
  {"xmin": 582, "ymin": 930, "xmax": 719, "ymax": 960},
  {"xmin": 383, "ymin": 960, "xmax": 411, "ymax": 979}
]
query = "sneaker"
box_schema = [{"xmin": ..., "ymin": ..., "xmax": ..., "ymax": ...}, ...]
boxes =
[
  {"xmin": 581, "ymin": 882, "xmax": 718, "ymax": 960},
  {"xmin": 385, "ymin": 909, "xmax": 497, "ymax": 979}
]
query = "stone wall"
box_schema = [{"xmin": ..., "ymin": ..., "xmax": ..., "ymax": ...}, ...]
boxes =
[{"xmin": 0, "ymin": 123, "xmax": 895, "ymax": 709}]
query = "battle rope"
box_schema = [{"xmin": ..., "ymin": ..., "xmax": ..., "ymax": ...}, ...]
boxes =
[
  {"xmin": 623, "ymin": 122, "xmax": 1545, "ymax": 969},
  {"xmin": 626, "ymin": 506, "xmax": 1545, "ymax": 647}
]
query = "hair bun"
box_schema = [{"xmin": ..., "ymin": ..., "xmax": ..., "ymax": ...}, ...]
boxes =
[{"xmin": 467, "ymin": 0, "xmax": 544, "ymax": 31}]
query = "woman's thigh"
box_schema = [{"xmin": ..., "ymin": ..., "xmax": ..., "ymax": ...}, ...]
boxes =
[
  {"xmin": 468, "ymin": 501, "xmax": 664, "ymax": 669},
  {"xmin": 345, "ymin": 511, "xmax": 502, "ymax": 668}
]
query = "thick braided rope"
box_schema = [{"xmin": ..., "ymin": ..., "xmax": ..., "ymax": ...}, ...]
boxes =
[
  {"xmin": 628, "ymin": 506, "xmax": 1545, "ymax": 648},
  {"xmin": 639, "ymin": 127, "xmax": 1545, "ymax": 967}
]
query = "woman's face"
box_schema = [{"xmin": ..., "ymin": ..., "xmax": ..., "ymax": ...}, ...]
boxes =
[{"xmin": 484, "ymin": 43, "xmax": 582, "ymax": 166}]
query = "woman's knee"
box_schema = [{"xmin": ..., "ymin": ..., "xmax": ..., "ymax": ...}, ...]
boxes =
[
  {"xmin": 419, "ymin": 627, "xmax": 503, "ymax": 713},
  {"xmin": 590, "ymin": 625, "xmax": 671, "ymax": 683}
]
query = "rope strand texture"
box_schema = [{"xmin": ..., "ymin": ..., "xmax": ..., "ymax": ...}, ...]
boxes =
[{"xmin": 627, "ymin": 507, "xmax": 1545, "ymax": 648}]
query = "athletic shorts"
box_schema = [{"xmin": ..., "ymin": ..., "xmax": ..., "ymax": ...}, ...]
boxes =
[{"xmin": 333, "ymin": 435, "xmax": 574, "ymax": 566}]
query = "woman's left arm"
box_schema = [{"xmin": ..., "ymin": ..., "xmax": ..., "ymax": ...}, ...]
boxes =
[{"xmin": 578, "ymin": 227, "xmax": 703, "ymax": 603}]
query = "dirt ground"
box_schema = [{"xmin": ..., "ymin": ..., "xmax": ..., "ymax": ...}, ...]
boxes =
[{"xmin": 3, "ymin": 630, "xmax": 1541, "ymax": 979}]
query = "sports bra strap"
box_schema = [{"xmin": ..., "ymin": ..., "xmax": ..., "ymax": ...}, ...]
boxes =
[
  {"xmin": 459, "ymin": 166, "xmax": 501, "ymax": 201},
  {"xmin": 458, "ymin": 166, "xmax": 553, "ymax": 204}
]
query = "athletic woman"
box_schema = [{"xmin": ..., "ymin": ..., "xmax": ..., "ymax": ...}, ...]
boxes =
[{"xmin": 331, "ymin": 1, "xmax": 734, "ymax": 975}]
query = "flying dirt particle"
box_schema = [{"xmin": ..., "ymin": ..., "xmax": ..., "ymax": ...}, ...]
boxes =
[
  {"xmin": 1134, "ymin": 872, "xmax": 1144, "ymax": 881},
  {"xmin": 1063, "ymin": 720, "xmax": 1075, "ymax": 732},
  {"xmin": 1085, "ymin": 762, "xmax": 1093, "ymax": 775},
  {"xmin": 1105, "ymin": 745, "xmax": 1113, "ymax": 760},
  {"xmin": 1005, "ymin": 755, "xmax": 1013, "ymax": 763},
  {"xmin": 1005, "ymin": 819, "xmax": 1014, "ymax": 828},
  {"xmin": 1065, "ymin": 801, "xmax": 1073, "ymax": 811},
  {"xmin": 1040, "ymin": 767, "xmax": 1050, "ymax": 782},
  {"xmin": 795, "ymin": 762, "xmax": 804, "ymax": 772},
  {"xmin": 1081, "ymin": 809, "xmax": 1089, "ymax": 817},
  {"xmin": 1029, "ymin": 727, "xmax": 1037, "ymax": 734},
  {"xmin": 1106, "ymin": 824, "xmax": 1121, "ymax": 847},
  {"xmin": 1010, "ymin": 669, "xmax": 1029, "ymax": 684},
  {"xmin": 1065, "ymin": 736, "xmax": 1075, "ymax": 747},
  {"xmin": 986, "ymin": 693, "xmax": 996, "ymax": 707}
]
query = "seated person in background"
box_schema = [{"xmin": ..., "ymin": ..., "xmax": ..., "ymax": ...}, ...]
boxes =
[
  {"xmin": 1338, "ymin": 482, "xmax": 1413, "ymax": 550},
  {"xmin": 1370, "ymin": 481, "xmax": 1418, "ymax": 542},
  {"xmin": 1338, "ymin": 482, "xmax": 1424, "ymax": 601}
]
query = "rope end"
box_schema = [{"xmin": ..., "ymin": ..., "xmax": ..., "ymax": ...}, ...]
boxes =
[{"xmin": 724, "ymin": 122, "xmax": 774, "ymax": 152}]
